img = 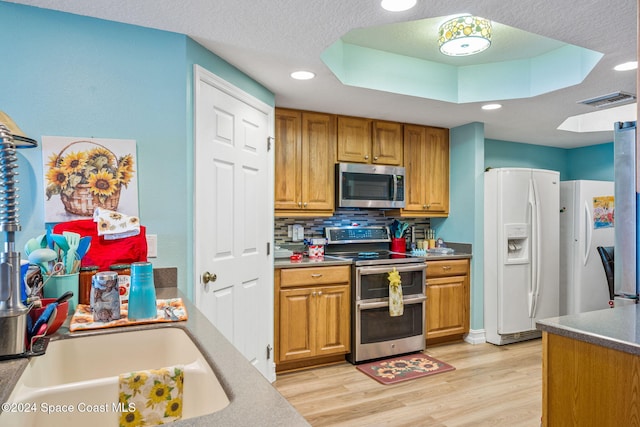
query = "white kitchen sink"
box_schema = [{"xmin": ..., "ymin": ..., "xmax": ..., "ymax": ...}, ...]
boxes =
[{"xmin": 1, "ymin": 327, "xmax": 229, "ymax": 426}]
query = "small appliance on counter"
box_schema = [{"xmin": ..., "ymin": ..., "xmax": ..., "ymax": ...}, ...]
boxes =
[{"xmin": 0, "ymin": 116, "xmax": 41, "ymax": 359}]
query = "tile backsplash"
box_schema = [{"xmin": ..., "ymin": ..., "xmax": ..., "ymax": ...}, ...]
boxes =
[{"xmin": 274, "ymin": 210, "xmax": 431, "ymax": 244}]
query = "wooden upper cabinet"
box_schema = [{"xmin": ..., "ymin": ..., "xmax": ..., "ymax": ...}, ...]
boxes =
[
  {"xmin": 301, "ymin": 112, "xmax": 336, "ymax": 212},
  {"xmin": 372, "ymin": 120, "xmax": 403, "ymax": 165},
  {"xmin": 274, "ymin": 109, "xmax": 302, "ymax": 211},
  {"xmin": 402, "ymin": 124, "xmax": 449, "ymax": 216},
  {"xmin": 337, "ymin": 116, "xmax": 371, "ymax": 163},
  {"xmin": 274, "ymin": 108, "xmax": 336, "ymax": 216},
  {"xmin": 337, "ymin": 116, "xmax": 402, "ymax": 165}
]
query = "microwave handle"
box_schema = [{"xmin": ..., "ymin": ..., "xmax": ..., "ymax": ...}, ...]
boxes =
[{"xmin": 393, "ymin": 174, "xmax": 398, "ymax": 201}]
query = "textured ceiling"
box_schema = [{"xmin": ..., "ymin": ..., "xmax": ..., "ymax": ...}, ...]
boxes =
[{"xmin": 6, "ymin": 0, "xmax": 637, "ymax": 148}]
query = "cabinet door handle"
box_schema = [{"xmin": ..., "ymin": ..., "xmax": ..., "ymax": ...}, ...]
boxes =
[
  {"xmin": 310, "ymin": 273, "xmax": 323, "ymax": 278},
  {"xmin": 312, "ymin": 291, "xmax": 317, "ymax": 297},
  {"xmin": 298, "ymin": 201, "xmax": 302, "ymax": 207},
  {"xmin": 364, "ymin": 155, "xmax": 369, "ymax": 160},
  {"xmin": 442, "ymin": 265, "xmax": 452, "ymax": 270},
  {"xmin": 303, "ymin": 202, "xmax": 308, "ymax": 208},
  {"xmin": 374, "ymin": 156, "xmax": 378, "ymax": 161},
  {"xmin": 318, "ymin": 291, "xmax": 323, "ymax": 296}
]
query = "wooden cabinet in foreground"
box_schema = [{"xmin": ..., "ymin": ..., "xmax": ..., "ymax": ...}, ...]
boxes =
[
  {"xmin": 542, "ymin": 332, "xmax": 640, "ymax": 426},
  {"xmin": 402, "ymin": 124, "xmax": 449, "ymax": 217},
  {"xmin": 337, "ymin": 116, "xmax": 403, "ymax": 165},
  {"xmin": 425, "ymin": 259, "xmax": 470, "ymax": 345},
  {"xmin": 275, "ymin": 265, "xmax": 351, "ymax": 372},
  {"xmin": 274, "ymin": 108, "xmax": 336, "ymax": 217}
]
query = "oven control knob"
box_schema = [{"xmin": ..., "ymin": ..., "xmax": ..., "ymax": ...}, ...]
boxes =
[{"xmin": 391, "ymin": 344, "xmax": 396, "ymax": 349}]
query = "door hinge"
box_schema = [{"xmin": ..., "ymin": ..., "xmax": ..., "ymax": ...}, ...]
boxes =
[
  {"xmin": 267, "ymin": 136, "xmax": 274, "ymax": 151},
  {"xmin": 267, "ymin": 242, "xmax": 270, "ymax": 255},
  {"xmin": 266, "ymin": 344, "xmax": 273, "ymax": 360}
]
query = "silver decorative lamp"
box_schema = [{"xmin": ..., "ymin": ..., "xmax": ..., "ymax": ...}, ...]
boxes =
[{"xmin": 0, "ymin": 111, "xmax": 37, "ymax": 359}]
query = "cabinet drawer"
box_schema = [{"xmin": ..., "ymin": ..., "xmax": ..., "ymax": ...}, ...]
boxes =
[
  {"xmin": 426, "ymin": 259, "xmax": 468, "ymax": 278},
  {"xmin": 280, "ymin": 266, "xmax": 350, "ymax": 288}
]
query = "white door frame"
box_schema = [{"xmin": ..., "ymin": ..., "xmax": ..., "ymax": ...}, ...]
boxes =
[{"xmin": 193, "ymin": 64, "xmax": 275, "ymax": 381}]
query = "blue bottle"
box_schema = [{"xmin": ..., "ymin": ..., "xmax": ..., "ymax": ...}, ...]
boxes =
[{"xmin": 127, "ymin": 262, "xmax": 157, "ymax": 320}]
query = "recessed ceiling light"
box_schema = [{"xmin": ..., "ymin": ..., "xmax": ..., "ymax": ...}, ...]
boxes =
[
  {"xmin": 614, "ymin": 61, "xmax": 638, "ymax": 71},
  {"xmin": 381, "ymin": 0, "xmax": 416, "ymax": 12},
  {"xmin": 482, "ymin": 103, "xmax": 502, "ymax": 110},
  {"xmin": 290, "ymin": 71, "xmax": 315, "ymax": 80}
]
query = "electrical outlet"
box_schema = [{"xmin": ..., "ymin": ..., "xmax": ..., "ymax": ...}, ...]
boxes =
[{"xmin": 147, "ymin": 234, "xmax": 158, "ymax": 258}]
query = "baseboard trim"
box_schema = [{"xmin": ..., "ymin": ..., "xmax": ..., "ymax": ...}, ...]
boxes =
[{"xmin": 464, "ymin": 329, "xmax": 486, "ymax": 345}]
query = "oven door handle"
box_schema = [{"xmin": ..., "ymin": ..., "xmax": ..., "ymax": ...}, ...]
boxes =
[
  {"xmin": 358, "ymin": 295, "xmax": 426, "ymax": 310},
  {"xmin": 357, "ymin": 263, "xmax": 426, "ymax": 276}
]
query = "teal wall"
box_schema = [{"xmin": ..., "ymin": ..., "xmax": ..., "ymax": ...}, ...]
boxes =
[
  {"xmin": 485, "ymin": 139, "xmax": 569, "ymax": 179},
  {"xmin": 432, "ymin": 123, "xmax": 485, "ymax": 331},
  {"xmin": 485, "ymin": 139, "xmax": 614, "ymax": 181},
  {"xmin": 0, "ymin": 2, "xmax": 274, "ymax": 299},
  {"xmin": 565, "ymin": 142, "xmax": 615, "ymax": 181}
]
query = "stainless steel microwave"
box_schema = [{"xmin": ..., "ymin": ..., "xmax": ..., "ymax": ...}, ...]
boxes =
[{"xmin": 336, "ymin": 163, "xmax": 405, "ymax": 209}]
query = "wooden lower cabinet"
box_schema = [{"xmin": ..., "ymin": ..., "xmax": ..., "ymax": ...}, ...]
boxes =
[
  {"xmin": 275, "ymin": 265, "xmax": 350, "ymax": 372},
  {"xmin": 542, "ymin": 332, "xmax": 640, "ymax": 426},
  {"xmin": 425, "ymin": 259, "xmax": 470, "ymax": 344}
]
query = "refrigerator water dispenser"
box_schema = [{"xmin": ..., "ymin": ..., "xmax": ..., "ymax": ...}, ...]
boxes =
[{"xmin": 504, "ymin": 223, "xmax": 529, "ymax": 264}]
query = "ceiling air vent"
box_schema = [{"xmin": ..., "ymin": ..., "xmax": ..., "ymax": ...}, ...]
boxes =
[{"xmin": 578, "ymin": 91, "xmax": 636, "ymax": 108}]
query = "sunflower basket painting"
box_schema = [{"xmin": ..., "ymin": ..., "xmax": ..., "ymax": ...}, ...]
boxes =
[{"xmin": 45, "ymin": 140, "xmax": 136, "ymax": 217}]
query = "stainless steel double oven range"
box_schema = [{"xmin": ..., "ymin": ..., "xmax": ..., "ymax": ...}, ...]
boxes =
[{"xmin": 325, "ymin": 226, "xmax": 427, "ymax": 363}]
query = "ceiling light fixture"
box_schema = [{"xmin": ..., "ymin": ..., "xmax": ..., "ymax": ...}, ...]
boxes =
[
  {"xmin": 438, "ymin": 16, "xmax": 492, "ymax": 56},
  {"xmin": 380, "ymin": 0, "xmax": 417, "ymax": 12},
  {"xmin": 481, "ymin": 103, "xmax": 502, "ymax": 110},
  {"xmin": 614, "ymin": 61, "xmax": 638, "ymax": 71},
  {"xmin": 290, "ymin": 71, "xmax": 315, "ymax": 80}
]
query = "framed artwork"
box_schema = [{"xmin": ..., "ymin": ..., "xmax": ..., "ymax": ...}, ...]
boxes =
[
  {"xmin": 42, "ymin": 136, "xmax": 139, "ymax": 223},
  {"xmin": 593, "ymin": 195, "xmax": 614, "ymax": 229}
]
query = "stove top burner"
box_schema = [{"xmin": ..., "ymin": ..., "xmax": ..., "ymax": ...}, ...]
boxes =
[{"xmin": 329, "ymin": 250, "xmax": 425, "ymax": 266}]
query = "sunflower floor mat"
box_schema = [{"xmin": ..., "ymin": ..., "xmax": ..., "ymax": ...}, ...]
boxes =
[{"xmin": 356, "ymin": 353, "xmax": 455, "ymax": 385}]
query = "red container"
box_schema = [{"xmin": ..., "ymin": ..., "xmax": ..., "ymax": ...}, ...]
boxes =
[
  {"xmin": 390, "ymin": 237, "xmax": 406, "ymax": 253},
  {"xmin": 30, "ymin": 298, "xmax": 69, "ymax": 335}
]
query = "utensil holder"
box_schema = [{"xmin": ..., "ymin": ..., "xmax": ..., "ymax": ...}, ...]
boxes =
[
  {"xmin": 43, "ymin": 273, "xmax": 79, "ymax": 315},
  {"xmin": 390, "ymin": 238, "xmax": 406, "ymax": 253}
]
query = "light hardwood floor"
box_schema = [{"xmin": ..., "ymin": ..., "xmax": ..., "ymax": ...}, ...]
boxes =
[{"xmin": 274, "ymin": 339, "xmax": 542, "ymax": 427}]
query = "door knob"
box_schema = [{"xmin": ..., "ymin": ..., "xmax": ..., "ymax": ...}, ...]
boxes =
[{"xmin": 202, "ymin": 272, "xmax": 217, "ymax": 284}]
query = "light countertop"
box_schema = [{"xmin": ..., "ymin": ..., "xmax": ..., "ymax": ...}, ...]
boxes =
[
  {"xmin": 274, "ymin": 252, "xmax": 472, "ymax": 269},
  {"xmin": 0, "ymin": 287, "xmax": 309, "ymax": 426},
  {"xmin": 536, "ymin": 304, "xmax": 640, "ymax": 356}
]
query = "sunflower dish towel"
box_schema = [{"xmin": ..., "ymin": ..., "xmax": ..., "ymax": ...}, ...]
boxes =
[
  {"xmin": 388, "ymin": 267, "xmax": 403, "ymax": 317},
  {"xmin": 118, "ymin": 365, "xmax": 184, "ymax": 426},
  {"xmin": 94, "ymin": 207, "xmax": 141, "ymax": 240}
]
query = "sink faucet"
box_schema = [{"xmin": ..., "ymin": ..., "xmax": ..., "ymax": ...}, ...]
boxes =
[{"xmin": 0, "ymin": 117, "xmax": 37, "ymax": 358}]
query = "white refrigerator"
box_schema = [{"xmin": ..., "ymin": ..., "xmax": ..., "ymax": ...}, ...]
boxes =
[
  {"xmin": 560, "ymin": 180, "xmax": 615, "ymax": 315},
  {"xmin": 484, "ymin": 168, "xmax": 560, "ymax": 345}
]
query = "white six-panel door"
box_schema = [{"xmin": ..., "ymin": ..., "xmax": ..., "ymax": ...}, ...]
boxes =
[{"xmin": 193, "ymin": 65, "xmax": 274, "ymax": 381}]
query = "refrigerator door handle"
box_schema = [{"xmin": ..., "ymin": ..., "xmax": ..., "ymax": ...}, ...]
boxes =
[
  {"xmin": 529, "ymin": 178, "xmax": 542, "ymax": 318},
  {"xmin": 583, "ymin": 201, "xmax": 593, "ymax": 266}
]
